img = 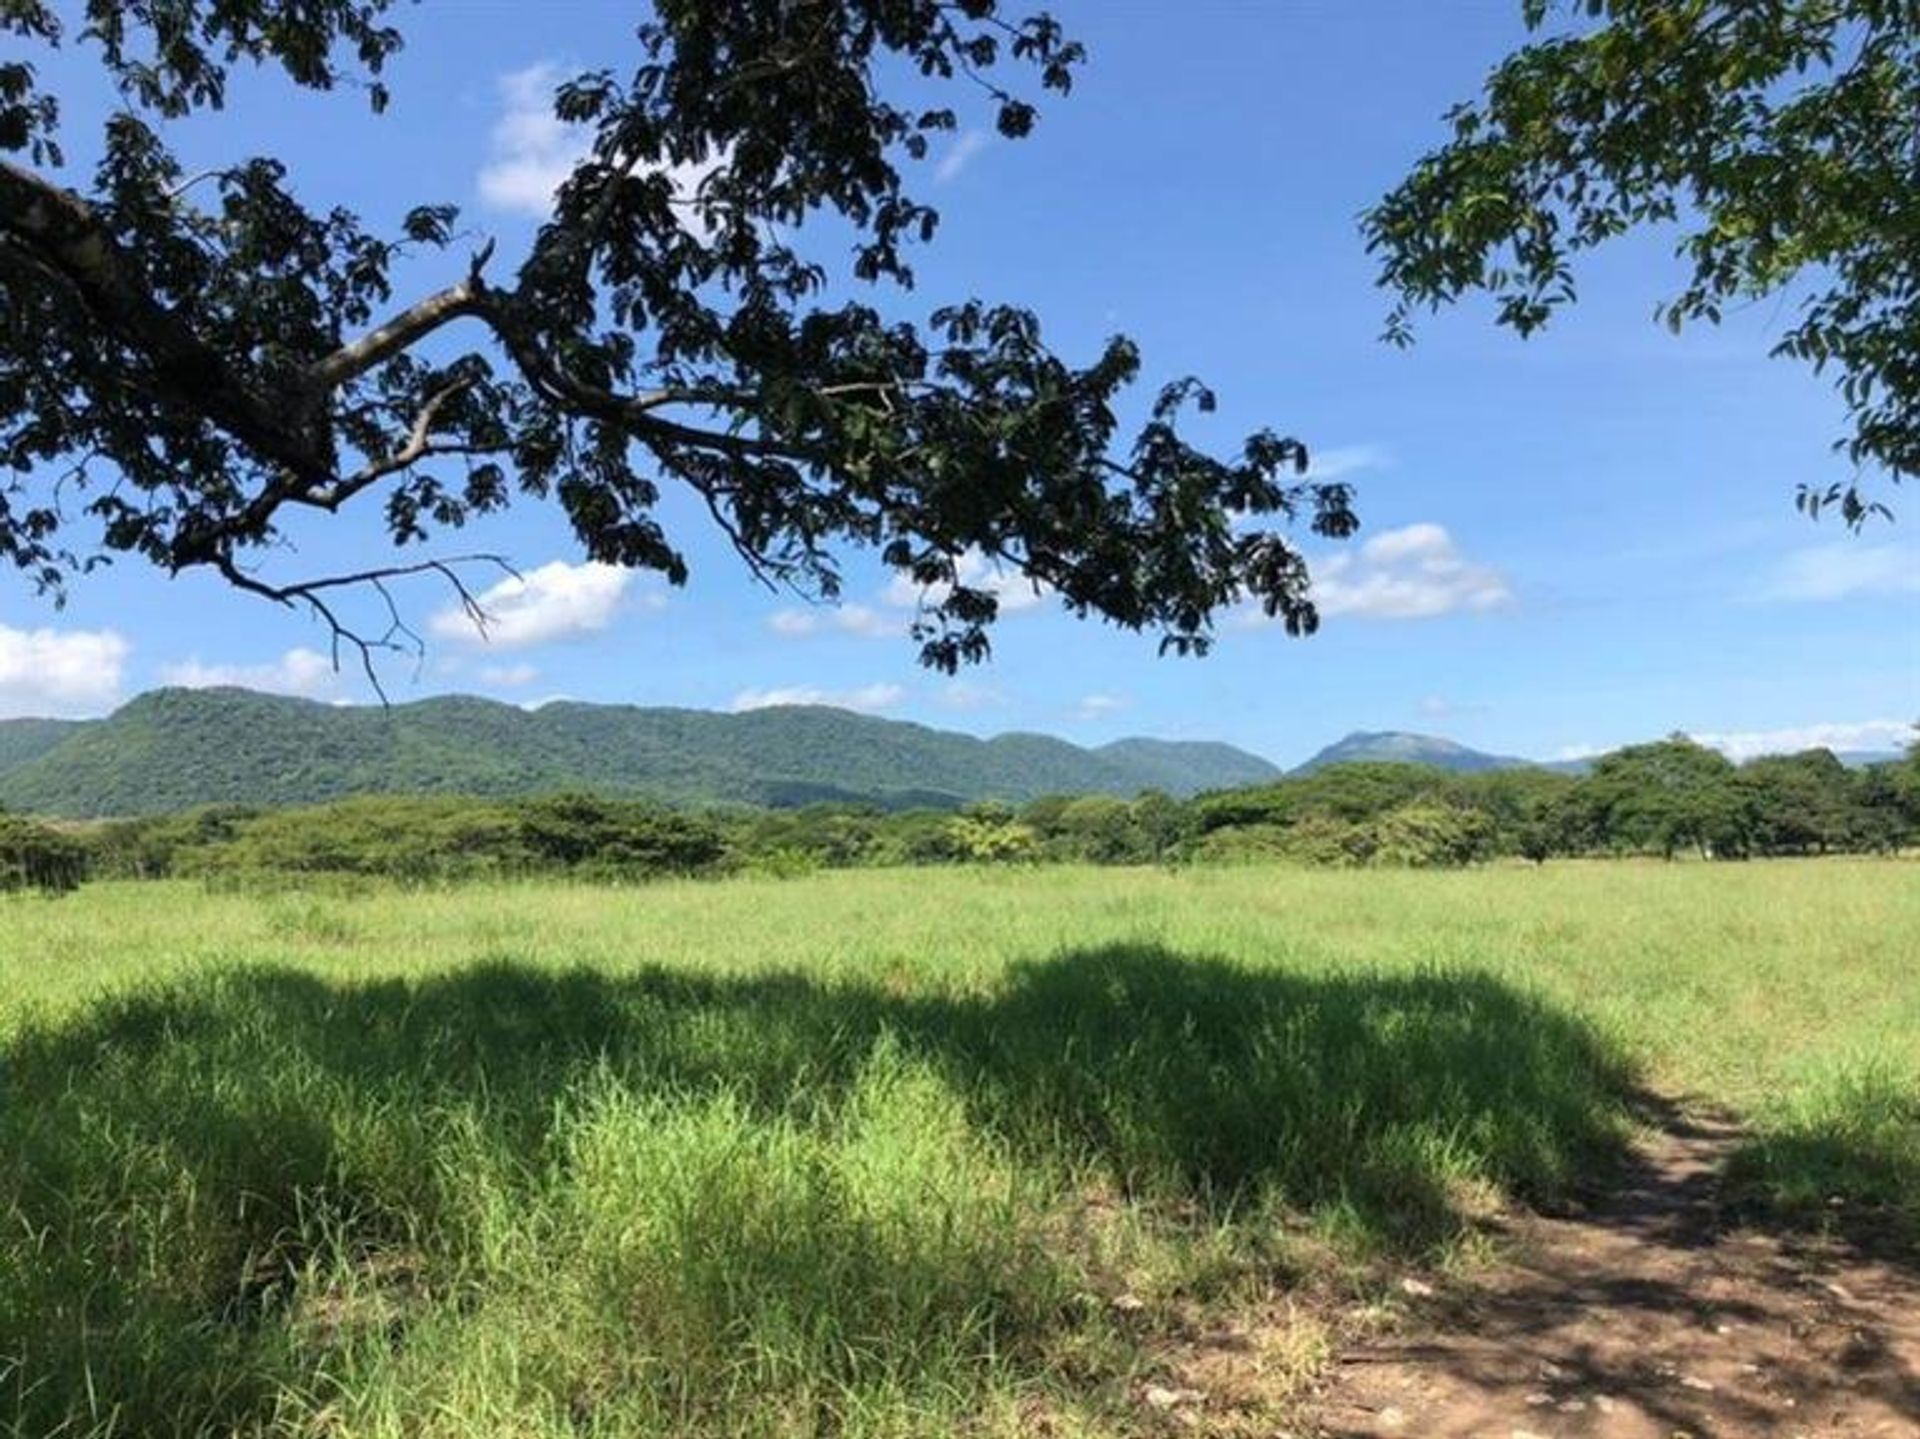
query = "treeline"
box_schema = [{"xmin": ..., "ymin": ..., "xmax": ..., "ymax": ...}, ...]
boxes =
[
  {"xmin": 1, "ymin": 737, "xmax": 1914, "ymax": 895},
  {"xmin": 1186, "ymin": 739, "xmax": 1919, "ymax": 866}
]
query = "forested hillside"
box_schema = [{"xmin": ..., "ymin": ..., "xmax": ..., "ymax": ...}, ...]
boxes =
[
  {"xmin": 0, "ymin": 689, "xmax": 1283, "ymax": 818},
  {"xmin": 0, "ymin": 718, "xmax": 86, "ymax": 776}
]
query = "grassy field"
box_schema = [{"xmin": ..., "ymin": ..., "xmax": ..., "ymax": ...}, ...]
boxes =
[{"xmin": 2, "ymin": 861, "xmax": 1915, "ymax": 1437}]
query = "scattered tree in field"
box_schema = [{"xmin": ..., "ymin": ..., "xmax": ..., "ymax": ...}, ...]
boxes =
[
  {"xmin": 1739, "ymin": 749, "xmax": 1861, "ymax": 855},
  {"xmin": 1583, "ymin": 736, "xmax": 1748, "ymax": 860},
  {"xmin": 1370, "ymin": 0, "xmax": 1919, "ymax": 525},
  {"xmin": 2, "ymin": 1, "xmax": 1356, "ymax": 682}
]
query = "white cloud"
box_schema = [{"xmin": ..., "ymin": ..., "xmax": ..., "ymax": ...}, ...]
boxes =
[
  {"xmin": 430, "ymin": 561, "xmax": 634, "ymax": 650},
  {"xmin": 478, "ymin": 62, "xmax": 727, "ymax": 224},
  {"xmin": 730, "ymin": 683, "xmax": 906, "ymax": 715},
  {"xmin": 1556, "ymin": 720, "xmax": 1916, "ymax": 765},
  {"xmin": 159, "ymin": 646, "xmax": 340, "ymax": 700},
  {"xmin": 834, "ymin": 603, "xmax": 906, "ymax": 638},
  {"xmin": 477, "ymin": 63, "xmax": 588, "ymax": 216},
  {"xmin": 0, "ymin": 623, "xmax": 129, "ymax": 717},
  {"xmin": 1691, "ymin": 719, "xmax": 1916, "ymax": 763},
  {"xmin": 767, "ymin": 604, "xmax": 905, "ymax": 640},
  {"xmin": 934, "ymin": 129, "xmax": 990, "ymax": 184},
  {"xmin": 1766, "ymin": 542, "xmax": 1920, "ymax": 602},
  {"xmin": 479, "ymin": 662, "xmax": 540, "ymax": 688},
  {"xmin": 1073, "ymin": 693, "xmax": 1129, "ymax": 721},
  {"xmin": 767, "ymin": 609, "xmax": 820, "ymax": 637},
  {"xmin": 1302, "ymin": 522, "xmax": 1511, "ymax": 621}
]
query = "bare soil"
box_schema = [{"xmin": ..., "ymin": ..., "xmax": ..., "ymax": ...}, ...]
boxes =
[{"xmin": 1308, "ymin": 1103, "xmax": 1920, "ymax": 1439}]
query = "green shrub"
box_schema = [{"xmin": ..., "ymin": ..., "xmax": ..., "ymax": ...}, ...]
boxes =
[
  {"xmin": 1371, "ymin": 803, "xmax": 1497, "ymax": 868},
  {"xmin": 0, "ymin": 813, "xmax": 87, "ymax": 895}
]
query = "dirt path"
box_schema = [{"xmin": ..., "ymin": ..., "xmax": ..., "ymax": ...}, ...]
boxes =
[{"xmin": 1310, "ymin": 1105, "xmax": 1920, "ymax": 1438}]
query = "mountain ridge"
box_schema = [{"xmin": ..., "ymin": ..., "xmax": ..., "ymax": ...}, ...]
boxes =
[
  {"xmin": 0, "ymin": 688, "xmax": 1284, "ymax": 818},
  {"xmin": 2, "ymin": 698, "xmax": 1906, "ymax": 819}
]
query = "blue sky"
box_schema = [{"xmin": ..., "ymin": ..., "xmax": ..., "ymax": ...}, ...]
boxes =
[{"xmin": 5, "ymin": 1, "xmax": 1916, "ymax": 767}]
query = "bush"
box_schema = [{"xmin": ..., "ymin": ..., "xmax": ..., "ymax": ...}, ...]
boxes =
[
  {"xmin": 945, "ymin": 811, "xmax": 1038, "ymax": 863},
  {"xmin": 1371, "ymin": 803, "xmax": 1497, "ymax": 868},
  {"xmin": 0, "ymin": 814, "xmax": 88, "ymax": 895}
]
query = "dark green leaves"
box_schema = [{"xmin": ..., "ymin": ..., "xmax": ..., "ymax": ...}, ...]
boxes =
[{"xmin": 3, "ymin": 0, "xmax": 1338, "ymax": 676}]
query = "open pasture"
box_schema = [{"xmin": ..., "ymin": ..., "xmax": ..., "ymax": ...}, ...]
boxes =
[{"xmin": 2, "ymin": 861, "xmax": 1914, "ymax": 1437}]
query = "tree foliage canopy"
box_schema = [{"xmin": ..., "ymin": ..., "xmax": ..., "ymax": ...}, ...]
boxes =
[
  {"xmin": 69, "ymin": 736, "xmax": 1920, "ymax": 887},
  {"xmin": 1370, "ymin": 0, "xmax": 1919, "ymax": 525},
  {"xmin": 2, "ymin": 0, "xmax": 1357, "ymax": 678}
]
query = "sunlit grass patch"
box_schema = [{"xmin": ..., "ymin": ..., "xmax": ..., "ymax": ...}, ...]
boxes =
[{"xmin": 0, "ymin": 859, "xmax": 1913, "ymax": 1436}]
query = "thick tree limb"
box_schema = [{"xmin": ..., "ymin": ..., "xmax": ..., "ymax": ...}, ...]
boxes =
[
  {"xmin": 302, "ymin": 279, "xmax": 484, "ymax": 394},
  {"xmin": 0, "ymin": 160, "xmax": 335, "ymax": 487}
]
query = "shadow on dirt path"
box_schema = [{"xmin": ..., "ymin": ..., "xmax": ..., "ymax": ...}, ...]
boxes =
[{"xmin": 1312, "ymin": 1099, "xmax": 1920, "ymax": 1438}]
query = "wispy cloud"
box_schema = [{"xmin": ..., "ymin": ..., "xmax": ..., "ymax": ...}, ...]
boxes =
[
  {"xmin": 1691, "ymin": 719, "xmax": 1915, "ymax": 763},
  {"xmin": 766, "ymin": 603, "xmax": 907, "ymax": 640},
  {"xmin": 1073, "ymin": 693, "xmax": 1129, "ymax": 721},
  {"xmin": 1418, "ymin": 695, "xmax": 1487, "ymax": 719},
  {"xmin": 159, "ymin": 647, "xmax": 339, "ymax": 701},
  {"xmin": 1306, "ymin": 523, "xmax": 1510, "ymax": 621},
  {"xmin": 1557, "ymin": 719, "xmax": 1915, "ymax": 765},
  {"xmin": 769, "ymin": 549, "xmax": 1049, "ymax": 640},
  {"xmin": 476, "ymin": 63, "xmax": 588, "ymax": 216},
  {"xmin": 730, "ymin": 683, "xmax": 906, "ymax": 715},
  {"xmin": 1764, "ymin": 542, "xmax": 1920, "ymax": 602},
  {"xmin": 478, "ymin": 662, "xmax": 540, "ymax": 688},
  {"xmin": 0, "ymin": 623, "xmax": 129, "ymax": 717},
  {"xmin": 934, "ymin": 129, "xmax": 990, "ymax": 183},
  {"xmin": 477, "ymin": 62, "xmax": 725, "ymax": 223},
  {"xmin": 767, "ymin": 610, "xmax": 820, "ymax": 638},
  {"xmin": 430, "ymin": 560, "xmax": 639, "ymax": 650},
  {"xmin": 1304, "ymin": 444, "xmax": 1389, "ymax": 481}
]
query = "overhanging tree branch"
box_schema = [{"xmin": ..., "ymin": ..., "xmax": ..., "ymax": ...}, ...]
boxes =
[{"xmin": 1, "ymin": 0, "xmax": 1349, "ymax": 687}]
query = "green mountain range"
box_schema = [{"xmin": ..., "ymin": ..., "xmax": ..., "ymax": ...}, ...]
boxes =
[
  {"xmin": 0, "ymin": 688, "xmax": 1285, "ymax": 818},
  {"xmin": 9, "ymin": 695, "xmax": 1891, "ymax": 820}
]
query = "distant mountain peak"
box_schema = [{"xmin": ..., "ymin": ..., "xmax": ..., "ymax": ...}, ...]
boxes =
[{"xmin": 1291, "ymin": 730, "xmax": 1529, "ymax": 775}]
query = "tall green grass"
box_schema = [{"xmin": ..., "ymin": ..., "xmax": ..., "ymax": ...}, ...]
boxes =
[{"xmin": 1, "ymin": 860, "xmax": 1913, "ymax": 1436}]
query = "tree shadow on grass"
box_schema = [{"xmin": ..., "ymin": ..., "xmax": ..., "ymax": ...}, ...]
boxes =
[{"xmin": 0, "ymin": 944, "xmax": 1640, "ymax": 1434}]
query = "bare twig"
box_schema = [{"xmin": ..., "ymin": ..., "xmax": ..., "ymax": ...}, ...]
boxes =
[{"xmin": 206, "ymin": 552, "xmax": 517, "ymax": 704}]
